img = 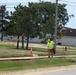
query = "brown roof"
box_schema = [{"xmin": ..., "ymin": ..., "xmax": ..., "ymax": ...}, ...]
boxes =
[
  {"xmin": 63, "ymin": 27, "xmax": 74, "ymax": 30},
  {"xmin": 62, "ymin": 29, "xmax": 76, "ymax": 36}
]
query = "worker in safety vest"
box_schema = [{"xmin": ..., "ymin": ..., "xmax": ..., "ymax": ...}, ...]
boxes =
[{"xmin": 47, "ymin": 38, "xmax": 55, "ymax": 58}]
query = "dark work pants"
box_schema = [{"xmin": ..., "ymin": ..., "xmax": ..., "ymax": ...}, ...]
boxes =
[{"xmin": 48, "ymin": 49, "xmax": 53, "ymax": 58}]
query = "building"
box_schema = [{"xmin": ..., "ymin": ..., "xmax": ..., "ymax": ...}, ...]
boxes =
[
  {"xmin": 0, "ymin": 26, "xmax": 76, "ymax": 46},
  {"xmin": 61, "ymin": 27, "xmax": 76, "ymax": 46}
]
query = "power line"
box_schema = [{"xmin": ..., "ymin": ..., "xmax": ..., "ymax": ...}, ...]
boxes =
[
  {"xmin": 59, "ymin": 0, "xmax": 76, "ymax": 9},
  {"xmin": 59, "ymin": 0, "xmax": 76, "ymax": 5},
  {"xmin": 1, "ymin": 0, "xmax": 76, "ymax": 5},
  {"xmin": 0, "ymin": 2, "xmax": 28, "ymax": 9},
  {"xmin": 0, "ymin": 2, "xmax": 28, "ymax": 6},
  {"xmin": 1, "ymin": 1, "xmax": 76, "ymax": 9},
  {"xmin": 66, "ymin": 4, "xmax": 76, "ymax": 11},
  {"xmin": 0, "ymin": 2, "xmax": 28, "ymax": 4},
  {"xmin": 66, "ymin": 4, "xmax": 76, "ymax": 7}
]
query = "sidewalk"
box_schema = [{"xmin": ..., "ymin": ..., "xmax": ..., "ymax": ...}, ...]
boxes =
[
  {"xmin": 0, "ymin": 56, "xmax": 48, "ymax": 61},
  {"xmin": 0, "ymin": 55, "xmax": 76, "ymax": 61}
]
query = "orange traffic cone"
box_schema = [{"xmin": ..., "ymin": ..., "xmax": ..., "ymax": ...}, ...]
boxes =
[{"xmin": 30, "ymin": 47, "xmax": 33, "ymax": 55}]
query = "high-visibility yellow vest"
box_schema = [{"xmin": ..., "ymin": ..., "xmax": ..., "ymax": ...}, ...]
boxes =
[{"xmin": 47, "ymin": 41, "xmax": 54, "ymax": 49}]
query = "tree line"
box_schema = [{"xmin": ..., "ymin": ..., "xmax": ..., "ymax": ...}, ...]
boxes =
[{"xmin": 0, "ymin": 1, "xmax": 73, "ymax": 50}]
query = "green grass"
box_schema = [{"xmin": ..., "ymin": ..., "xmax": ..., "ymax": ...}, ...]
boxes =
[
  {"xmin": 0, "ymin": 45, "xmax": 30, "ymax": 57},
  {"xmin": 0, "ymin": 58, "xmax": 76, "ymax": 71},
  {"xmin": 0, "ymin": 43, "xmax": 48, "ymax": 57},
  {"xmin": 0, "ymin": 42, "xmax": 76, "ymax": 71},
  {"xmin": 0, "ymin": 43, "xmax": 76, "ymax": 57},
  {"xmin": 0, "ymin": 44, "xmax": 48, "ymax": 57}
]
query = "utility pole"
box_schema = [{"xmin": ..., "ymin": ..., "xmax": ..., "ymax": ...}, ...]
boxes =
[{"xmin": 54, "ymin": 0, "xmax": 58, "ymax": 49}]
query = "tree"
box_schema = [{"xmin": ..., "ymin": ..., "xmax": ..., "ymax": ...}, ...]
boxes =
[
  {"xmin": 5, "ymin": 7, "xmax": 24, "ymax": 49},
  {"xmin": 5, "ymin": 2, "xmax": 71, "ymax": 49},
  {"xmin": 29, "ymin": 2, "xmax": 70, "ymax": 39},
  {"xmin": 5, "ymin": 4, "xmax": 41, "ymax": 49},
  {"xmin": 0, "ymin": 5, "xmax": 8, "ymax": 41}
]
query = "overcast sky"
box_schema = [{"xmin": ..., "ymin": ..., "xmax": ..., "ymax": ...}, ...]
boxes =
[{"xmin": 0, "ymin": 0, "xmax": 76, "ymax": 29}]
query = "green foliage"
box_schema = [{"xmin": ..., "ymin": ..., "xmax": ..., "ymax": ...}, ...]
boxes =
[
  {"xmin": 0, "ymin": 5, "xmax": 9, "ymax": 40},
  {"xmin": 29, "ymin": 2, "xmax": 69, "ymax": 36},
  {"xmin": 4, "ymin": 2, "xmax": 71, "ymax": 49},
  {"xmin": 5, "ymin": 2, "xmax": 70, "ymax": 36}
]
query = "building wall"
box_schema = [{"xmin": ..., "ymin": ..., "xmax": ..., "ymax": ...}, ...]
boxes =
[
  {"xmin": 1, "ymin": 34, "xmax": 51, "ymax": 43},
  {"xmin": 62, "ymin": 36, "xmax": 76, "ymax": 46},
  {"xmin": 29, "ymin": 37, "xmax": 44, "ymax": 43},
  {"xmin": 1, "ymin": 34, "xmax": 76, "ymax": 46},
  {"xmin": 1, "ymin": 35, "xmax": 45, "ymax": 43}
]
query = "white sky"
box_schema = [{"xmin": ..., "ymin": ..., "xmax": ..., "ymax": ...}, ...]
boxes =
[{"xmin": 0, "ymin": 0, "xmax": 76, "ymax": 29}]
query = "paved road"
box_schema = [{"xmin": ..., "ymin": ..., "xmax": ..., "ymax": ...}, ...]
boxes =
[
  {"xmin": 43, "ymin": 69, "xmax": 76, "ymax": 75},
  {"xmin": 41, "ymin": 65, "xmax": 76, "ymax": 75}
]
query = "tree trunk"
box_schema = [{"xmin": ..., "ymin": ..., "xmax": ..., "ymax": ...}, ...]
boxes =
[
  {"xmin": 17, "ymin": 35, "xmax": 19, "ymax": 49},
  {"xmin": 1, "ymin": 31, "xmax": 3, "ymax": 41},
  {"xmin": 1, "ymin": 16, "xmax": 4, "ymax": 41},
  {"xmin": 26, "ymin": 36, "xmax": 29, "ymax": 50},
  {"xmin": 22, "ymin": 35, "xmax": 24, "ymax": 49}
]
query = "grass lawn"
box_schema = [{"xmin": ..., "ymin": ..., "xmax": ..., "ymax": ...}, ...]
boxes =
[
  {"xmin": 0, "ymin": 41, "xmax": 76, "ymax": 71},
  {"xmin": 0, "ymin": 45, "xmax": 29, "ymax": 57},
  {"xmin": 0, "ymin": 44, "xmax": 48, "ymax": 57},
  {"xmin": 0, "ymin": 44, "xmax": 76, "ymax": 57},
  {"xmin": 0, "ymin": 58, "xmax": 76, "ymax": 71}
]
